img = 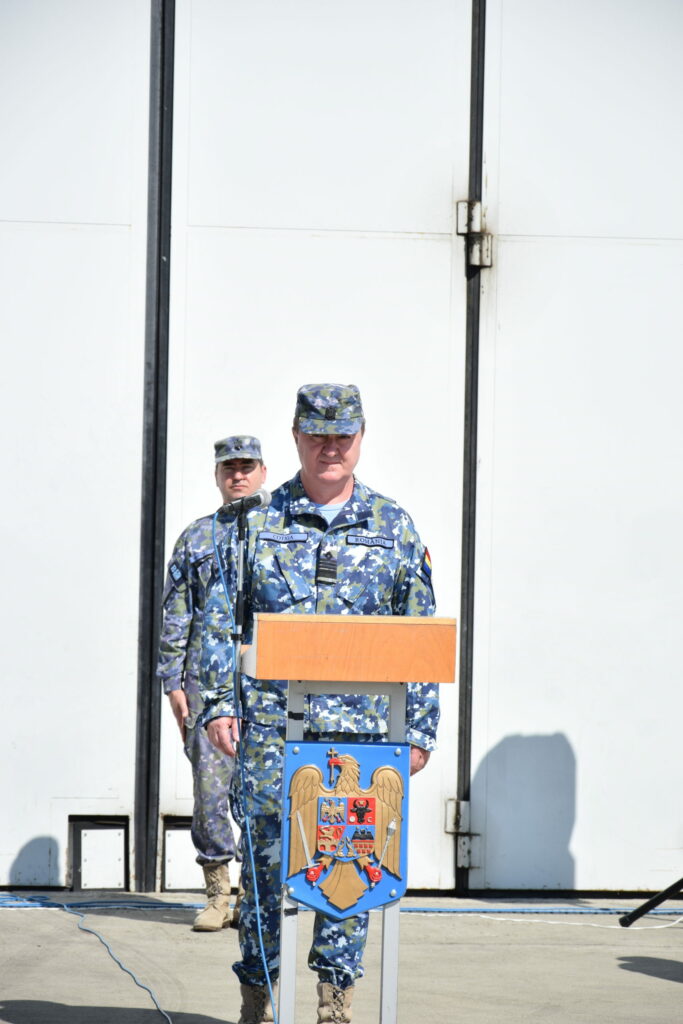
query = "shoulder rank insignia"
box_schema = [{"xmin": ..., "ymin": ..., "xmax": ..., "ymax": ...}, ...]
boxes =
[
  {"xmin": 168, "ymin": 561, "xmax": 185, "ymax": 586},
  {"xmin": 281, "ymin": 742, "xmax": 410, "ymax": 918}
]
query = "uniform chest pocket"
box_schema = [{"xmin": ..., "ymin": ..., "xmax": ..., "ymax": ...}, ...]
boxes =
[
  {"xmin": 275, "ymin": 551, "xmax": 313, "ymax": 602},
  {"xmin": 250, "ymin": 546, "xmax": 313, "ymax": 608},
  {"xmin": 335, "ymin": 539, "xmax": 398, "ymax": 613},
  {"xmin": 195, "ymin": 554, "xmax": 215, "ymax": 591}
]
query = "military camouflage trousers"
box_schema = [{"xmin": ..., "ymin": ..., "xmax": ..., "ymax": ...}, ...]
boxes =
[
  {"xmin": 229, "ymin": 721, "xmax": 368, "ymax": 989},
  {"xmin": 184, "ymin": 717, "xmax": 239, "ymax": 866}
]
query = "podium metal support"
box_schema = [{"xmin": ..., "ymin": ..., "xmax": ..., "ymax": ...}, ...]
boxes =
[{"xmin": 279, "ymin": 679, "xmax": 407, "ymax": 1024}]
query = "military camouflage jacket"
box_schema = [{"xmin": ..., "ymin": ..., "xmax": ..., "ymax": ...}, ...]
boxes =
[
  {"xmin": 156, "ymin": 510, "xmax": 235, "ymax": 711},
  {"xmin": 200, "ymin": 474, "xmax": 440, "ymax": 751}
]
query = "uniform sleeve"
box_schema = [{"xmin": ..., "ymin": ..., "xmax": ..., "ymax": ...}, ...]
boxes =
[
  {"xmin": 156, "ymin": 532, "xmax": 193, "ymax": 695},
  {"xmin": 198, "ymin": 551, "xmax": 238, "ymax": 723},
  {"xmin": 393, "ymin": 523, "xmax": 440, "ymax": 752}
]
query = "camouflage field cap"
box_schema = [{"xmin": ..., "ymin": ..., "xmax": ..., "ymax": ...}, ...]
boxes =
[
  {"xmin": 214, "ymin": 435, "xmax": 263, "ymax": 463},
  {"xmin": 294, "ymin": 383, "xmax": 364, "ymax": 435}
]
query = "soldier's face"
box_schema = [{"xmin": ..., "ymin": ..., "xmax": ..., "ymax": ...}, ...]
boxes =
[
  {"xmin": 293, "ymin": 429, "xmax": 363, "ymax": 492},
  {"xmin": 215, "ymin": 459, "xmax": 267, "ymax": 503}
]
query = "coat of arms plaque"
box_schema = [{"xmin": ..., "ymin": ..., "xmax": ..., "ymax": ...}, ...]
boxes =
[{"xmin": 281, "ymin": 741, "xmax": 410, "ymax": 919}]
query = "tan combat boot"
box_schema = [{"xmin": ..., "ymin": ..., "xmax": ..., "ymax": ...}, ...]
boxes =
[
  {"xmin": 238, "ymin": 982, "xmax": 277, "ymax": 1024},
  {"xmin": 316, "ymin": 982, "xmax": 354, "ymax": 1024},
  {"xmin": 192, "ymin": 862, "xmax": 232, "ymax": 931}
]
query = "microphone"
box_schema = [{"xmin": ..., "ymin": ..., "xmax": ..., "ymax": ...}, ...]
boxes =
[{"xmin": 223, "ymin": 487, "xmax": 271, "ymax": 515}]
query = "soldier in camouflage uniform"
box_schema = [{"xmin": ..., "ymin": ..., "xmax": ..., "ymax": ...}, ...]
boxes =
[
  {"xmin": 157, "ymin": 435, "xmax": 267, "ymax": 931},
  {"xmin": 200, "ymin": 385, "xmax": 439, "ymax": 1024}
]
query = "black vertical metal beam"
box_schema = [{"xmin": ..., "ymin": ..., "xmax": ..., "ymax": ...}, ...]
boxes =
[
  {"xmin": 456, "ymin": 0, "xmax": 487, "ymax": 895},
  {"xmin": 135, "ymin": 0, "xmax": 175, "ymax": 893}
]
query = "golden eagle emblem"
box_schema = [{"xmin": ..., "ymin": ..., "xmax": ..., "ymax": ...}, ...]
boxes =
[{"xmin": 286, "ymin": 748, "xmax": 404, "ymax": 912}]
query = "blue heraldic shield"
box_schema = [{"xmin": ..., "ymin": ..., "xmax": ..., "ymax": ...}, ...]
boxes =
[{"xmin": 281, "ymin": 742, "xmax": 410, "ymax": 919}]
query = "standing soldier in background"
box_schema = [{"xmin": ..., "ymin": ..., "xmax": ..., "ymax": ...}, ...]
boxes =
[{"xmin": 157, "ymin": 435, "xmax": 267, "ymax": 931}]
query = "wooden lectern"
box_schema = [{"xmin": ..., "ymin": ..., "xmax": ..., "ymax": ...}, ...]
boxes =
[{"xmin": 242, "ymin": 613, "xmax": 457, "ymax": 1024}]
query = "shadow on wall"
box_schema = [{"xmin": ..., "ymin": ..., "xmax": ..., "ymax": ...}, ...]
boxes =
[
  {"xmin": 9, "ymin": 836, "xmax": 60, "ymax": 886},
  {"xmin": 471, "ymin": 733, "xmax": 576, "ymax": 889}
]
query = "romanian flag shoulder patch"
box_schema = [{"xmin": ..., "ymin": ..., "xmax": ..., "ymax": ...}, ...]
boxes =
[{"xmin": 419, "ymin": 548, "xmax": 433, "ymax": 590}]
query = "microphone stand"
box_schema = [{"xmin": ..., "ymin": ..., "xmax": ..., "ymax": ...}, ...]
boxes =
[
  {"xmin": 619, "ymin": 875, "xmax": 683, "ymax": 927},
  {"xmin": 230, "ymin": 502, "xmax": 249, "ymax": 713},
  {"xmin": 224, "ymin": 487, "xmax": 269, "ymax": 713},
  {"xmin": 225, "ymin": 493, "xmax": 277, "ymax": 1017}
]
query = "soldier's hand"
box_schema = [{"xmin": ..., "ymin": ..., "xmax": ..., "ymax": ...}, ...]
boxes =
[
  {"xmin": 207, "ymin": 716, "xmax": 240, "ymax": 757},
  {"xmin": 409, "ymin": 746, "xmax": 430, "ymax": 776},
  {"xmin": 168, "ymin": 690, "xmax": 189, "ymax": 742}
]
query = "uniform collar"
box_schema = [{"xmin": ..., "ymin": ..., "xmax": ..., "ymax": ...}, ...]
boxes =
[{"xmin": 288, "ymin": 473, "xmax": 373, "ymax": 525}]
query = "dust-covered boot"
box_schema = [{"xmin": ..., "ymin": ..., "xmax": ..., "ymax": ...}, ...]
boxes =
[
  {"xmin": 192, "ymin": 862, "xmax": 232, "ymax": 931},
  {"xmin": 316, "ymin": 982, "xmax": 354, "ymax": 1024},
  {"xmin": 231, "ymin": 878, "xmax": 245, "ymax": 929},
  {"xmin": 238, "ymin": 982, "xmax": 277, "ymax": 1024}
]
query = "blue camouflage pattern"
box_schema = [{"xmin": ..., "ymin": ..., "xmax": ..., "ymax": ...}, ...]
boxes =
[
  {"xmin": 157, "ymin": 511, "xmax": 239, "ymax": 866},
  {"xmin": 200, "ymin": 474, "xmax": 439, "ymax": 748},
  {"xmin": 214, "ymin": 434, "xmax": 263, "ymax": 464},
  {"xmin": 294, "ymin": 382, "xmax": 364, "ymax": 435},
  {"xmin": 231, "ymin": 723, "xmax": 369, "ymax": 989},
  {"xmin": 199, "ymin": 473, "xmax": 439, "ymax": 987}
]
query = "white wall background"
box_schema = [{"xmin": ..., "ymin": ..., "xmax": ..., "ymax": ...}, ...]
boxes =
[
  {"xmin": 0, "ymin": 0, "xmax": 150, "ymax": 886},
  {"xmin": 3, "ymin": 0, "xmax": 681, "ymax": 895},
  {"xmin": 470, "ymin": 0, "xmax": 683, "ymax": 889},
  {"xmin": 159, "ymin": 0, "xmax": 472, "ymax": 891}
]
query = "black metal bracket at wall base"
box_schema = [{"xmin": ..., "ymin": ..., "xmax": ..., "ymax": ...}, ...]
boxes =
[
  {"xmin": 163, "ymin": 816, "xmax": 193, "ymax": 828},
  {"xmin": 69, "ymin": 816, "xmax": 130, "ymax": 892}
]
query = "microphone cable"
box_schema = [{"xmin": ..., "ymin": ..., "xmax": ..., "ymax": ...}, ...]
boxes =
[{"xmin": 4, "ymin": 892, "xmax": 173, "ymax": 1022}]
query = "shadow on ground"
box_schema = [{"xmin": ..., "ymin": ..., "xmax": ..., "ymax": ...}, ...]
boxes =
[
  {"xmin": 5, "ymin": 892, "xmax": 207, "ymax": 928},
  {"xmin": 617, "ymin": 956, "xmax": 683, "ymax": 984},
  {"xmin": 0, "ymin": 1003, "xmax": 231, "ymax": 1024}
]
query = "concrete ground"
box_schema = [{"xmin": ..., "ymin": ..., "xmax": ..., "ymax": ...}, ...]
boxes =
[{"xmin": 0, "ymin": 892, "xmax": 681, "ymax": 1024}]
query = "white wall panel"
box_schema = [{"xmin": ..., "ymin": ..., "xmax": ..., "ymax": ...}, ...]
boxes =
[
  {"xmin": 0, "ymin": 1, "xmax": 150, "ymax": 887},
  {"xmin": 0, "ymin": 223, "xmax": 146, "ymax": 885},
  {"xmin": 0, "ymin": 0, "xmax": 145, "ymax": 225},
  {"xmin": 185, "ymin": 0, "xmax": 466, "ymax": 234},
  {"xmin": 472, "ymin": 0, "xmax": 683, "ymax": 889},
  {"xmin": 490, "ymin": 0, "xmax": 683, "ymax": 239},
  {"xmin": 162, "ymin": 0, "xmax": 472, "ymax": 890}
]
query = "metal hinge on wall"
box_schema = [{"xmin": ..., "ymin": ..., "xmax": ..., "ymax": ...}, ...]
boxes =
[
  {"xmin": 445, "ymin": 798, "xmax": 481, "ymax": 869},
  {"xmin": 456, "ymin": 200, "xmax": 493, "ymax": 269}
]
